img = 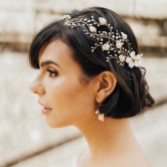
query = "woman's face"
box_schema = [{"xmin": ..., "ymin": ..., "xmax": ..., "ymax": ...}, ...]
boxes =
[{"xmin": 30, "ymin": 39, "xmax": 97, "ymax": 128}]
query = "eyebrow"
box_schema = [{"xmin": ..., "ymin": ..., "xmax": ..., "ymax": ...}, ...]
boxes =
[{"xmin": 40, "ymin": 60, "xmax": 60, "ymax": 68}]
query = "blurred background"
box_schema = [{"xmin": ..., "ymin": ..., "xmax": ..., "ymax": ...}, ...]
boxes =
[{"xmin": 0, "ymin": 0, "xmax": 167, "ymax": 167}]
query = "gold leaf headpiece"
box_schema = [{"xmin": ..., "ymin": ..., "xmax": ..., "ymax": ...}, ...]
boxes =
[{"xmin": 63, "ymin": 15, "xmax": 143, "ymax": 68}]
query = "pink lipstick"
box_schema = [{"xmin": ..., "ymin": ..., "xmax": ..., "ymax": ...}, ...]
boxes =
[
  {"xmin": 38, "ymin": 101, "xmax": 52, "ymax": 114},
  {"xmin": 41, "ymin": 107, "xmax": 52, "ymax": 114}
]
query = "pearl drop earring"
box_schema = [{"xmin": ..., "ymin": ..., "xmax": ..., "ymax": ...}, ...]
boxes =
[{"xmin": 95, "ymin": 110, "xmax": 105, "ymax": 122}]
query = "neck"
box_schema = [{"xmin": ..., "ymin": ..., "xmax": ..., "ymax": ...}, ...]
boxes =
[{"xmin": 75, "ymin": 116, "xmax": 136, "ymax": 159}]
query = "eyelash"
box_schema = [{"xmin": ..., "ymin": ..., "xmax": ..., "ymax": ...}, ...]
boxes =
[{"xmin": 47, "ymin": 69, "xmax": 58, "ymax": 77}]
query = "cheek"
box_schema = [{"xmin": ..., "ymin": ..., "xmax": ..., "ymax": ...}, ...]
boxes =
[{"xmin": 45, "ymin": 77, "xmax": 95, "ymax": 127}]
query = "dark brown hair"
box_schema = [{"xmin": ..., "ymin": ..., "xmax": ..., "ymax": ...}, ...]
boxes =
[{"xmin": 29, "ymin": 7, "xmax": 154, "ymax": 118}]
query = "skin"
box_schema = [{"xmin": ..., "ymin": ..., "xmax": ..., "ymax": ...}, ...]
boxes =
[{"xmin": 30, "ymin": 39, "xmax": 152, "ymax": 167}]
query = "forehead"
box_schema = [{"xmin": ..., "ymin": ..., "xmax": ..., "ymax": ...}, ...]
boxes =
[
  {"xmin": 38, "ymin": 39, "xmax": 92, "ymax": 84},
  {"xmin": 39, "ymin": 39, "xmax": 73, "ymax": 64},
  {"xmin": 39, "ymin": 39, "xmax": 87, "ymax": 77}
]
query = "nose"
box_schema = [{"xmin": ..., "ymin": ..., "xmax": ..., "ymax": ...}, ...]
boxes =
[{"xmin": 29, "ymin": 78, "xmax": 45, "ymax": 95}]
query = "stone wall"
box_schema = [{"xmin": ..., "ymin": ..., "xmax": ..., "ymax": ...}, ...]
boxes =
[{"xmin": 0, "ymin": 0, "xmax": 167, "ymax": 50}]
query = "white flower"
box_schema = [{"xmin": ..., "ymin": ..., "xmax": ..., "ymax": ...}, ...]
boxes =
[
  {"xmin": 116, "ymin": 40, "xmax": 123, "ymax": 49},
  {"xmin": 102, "ymin": 42, "xmax": 110, "ymax": 51},
  {"xmin": 119, "ymin": 55, "xmax": 126, "ymax": 62},
  {"xmin": 135, "ymin": 53, "xmax": 143, "ymax": 66},
  {"xmin": 98, "ymin": 17, "xmax": 107, "ymax": 25},
  {"xmin": 121, "ymin": 32, "xmax": 127, "ymax": 40},
  {"xmin": 126, "ymin": 51, "xmax": 143, "ymax": 68},
  {"xmin": 89, "ymin": 26, "xmax": 97, "ymax": 33}
]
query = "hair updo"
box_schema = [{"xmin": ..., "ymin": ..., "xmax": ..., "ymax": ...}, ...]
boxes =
[{"xmin": 29, "ymin": 7, "xmax": 154, "ymax": 118}]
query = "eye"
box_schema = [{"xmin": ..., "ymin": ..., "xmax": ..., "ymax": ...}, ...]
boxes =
[{"xmin": 47, "ymin": 69, "xmax": 58, "ymax": 77}]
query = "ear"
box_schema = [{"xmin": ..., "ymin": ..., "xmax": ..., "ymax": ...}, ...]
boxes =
[{"xmin": 95, "ymin": 71, "xmax": 117, "ymax": 104}]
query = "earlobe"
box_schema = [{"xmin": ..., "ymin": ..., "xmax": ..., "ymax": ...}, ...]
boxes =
[{"xmin": 96, "ymin": 71, "xmax": 117, "ymax": 104}]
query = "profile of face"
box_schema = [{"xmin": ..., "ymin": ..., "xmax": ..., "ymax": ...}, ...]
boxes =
[
  {"xmin": 29, "ymin": 7, "xmax": 154, "ymax": 125},
  {"xmin": 30, "ymin": 39, "xmax": 101, "ymax": 128}
]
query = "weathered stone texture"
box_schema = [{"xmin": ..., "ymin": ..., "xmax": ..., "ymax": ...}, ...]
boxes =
[
  {"xmin": 0, "ymin": 0, "xmax": 34, "ymax": 34},
  {"xmin": 134, "ymin": 0, "xmax": 167, "ymax": 19},
  {"xmin": 0, "ymin": 0, "xmax": 167, "ymax": 47}
]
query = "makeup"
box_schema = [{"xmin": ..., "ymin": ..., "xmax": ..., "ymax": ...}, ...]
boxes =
[{"xmin": 41, "ymin": 107, "xmax": 52, "ymax": 114}]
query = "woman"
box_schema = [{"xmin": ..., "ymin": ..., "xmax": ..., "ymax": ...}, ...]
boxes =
[{"xmin": 29, "ymin": 7, "xmax": 154, "ymax": 167}]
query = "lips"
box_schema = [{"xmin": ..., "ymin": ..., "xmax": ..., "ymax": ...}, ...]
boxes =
[
  {"xmin": 38, "ymin": 101, "xmax": 52, "ymax": 114},
  {"xmin": 41, "ymin": 107, "xmax": 52, "ymax": 114}
]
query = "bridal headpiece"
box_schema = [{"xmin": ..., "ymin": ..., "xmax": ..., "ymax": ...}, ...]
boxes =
[{"xmin": 63, "ymin": 14, "xmax": 143, "ymax": 69}]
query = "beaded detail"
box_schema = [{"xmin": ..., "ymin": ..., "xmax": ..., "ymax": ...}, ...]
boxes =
[{"xmin": 63, "ymin": 15, "xmax": 143, "ymax": 68}]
